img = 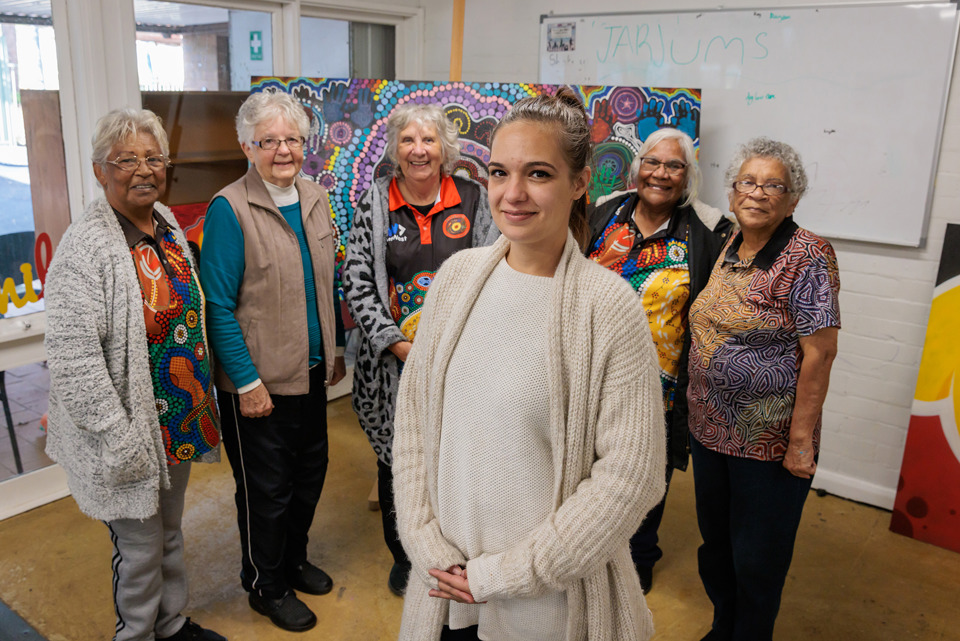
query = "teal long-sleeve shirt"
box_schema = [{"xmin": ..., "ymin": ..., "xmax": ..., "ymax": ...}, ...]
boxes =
[{"xmin": 199, "ymin": 195, "xmax": 345, "ymax": 390}]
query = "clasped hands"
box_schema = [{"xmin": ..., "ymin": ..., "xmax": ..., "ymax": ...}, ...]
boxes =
[{"xmin": 428, "ymin": 565, "xmax": 484, "ymax": 604}]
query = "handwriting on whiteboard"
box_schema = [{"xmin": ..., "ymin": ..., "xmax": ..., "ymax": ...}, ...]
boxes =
[
  {"xmin": 746, "ymin": 92, "xmax": 775, "ymax": 105},
  {"xmin": 595, "ymin": 22, "xmax": 770, "ymax": 65},
  {"xmin": 548, "ymin": 52, "xmax": 589, "ymax": 67}
]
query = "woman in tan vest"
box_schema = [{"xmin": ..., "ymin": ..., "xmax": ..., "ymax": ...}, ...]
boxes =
[{"xmin": 199, "ymin": 91, "xmax": 345, "ymax": 633}]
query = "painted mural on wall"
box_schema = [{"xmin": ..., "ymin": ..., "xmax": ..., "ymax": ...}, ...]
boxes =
[
  {"xmin": 0, "ymin": 80, "xmax": 702, "ymax": 315},
  {"xmin": 891, "ymin": 223, "xmax": 960, "ymax": 553},
  {"xmin": 247, "ymin": 77, "xmax": 702, "ymax": 276}
]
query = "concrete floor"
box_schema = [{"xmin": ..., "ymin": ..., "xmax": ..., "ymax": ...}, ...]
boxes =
[{"xmin": 1, "ymin": 396, "xmax": 959, "ymax": 640}]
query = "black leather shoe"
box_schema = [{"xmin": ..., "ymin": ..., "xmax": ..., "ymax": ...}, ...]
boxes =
[
  {"xmin": 248, "ymin": 590, "xmax": 317, "ymax": 632},
  {"xmin": 388, "ymin": 562, "xmax": 411, "ymax": 596},
  {"xmin": 637, "ymin": 566, "xmax": 653, "ymax": 594},
  {"xmin": 158, "ymin": 618, "xmax": 227, "ymax": 641},
  {"xmin": 287, "ymin": 561, "xmax": 334, "ymax": 595}
]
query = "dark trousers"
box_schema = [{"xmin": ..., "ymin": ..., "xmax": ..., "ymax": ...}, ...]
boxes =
[
  {"xmin": 219, "ymin": 367, "xmax": 329, "ymax": 598},
  {"xmin": 630, "ymin": 463, "xmax": 674, "ymax": 570},
  {"xmin": 441, "ymin": 625, "xmax": 480, "ymax": 640},
  {"xmin": 377, "ymin": 459, "xmax": 410, "ymax": 568},
  {"xmin": 690, "ymin": 437, "xmax": 813, "ymax": 641}
]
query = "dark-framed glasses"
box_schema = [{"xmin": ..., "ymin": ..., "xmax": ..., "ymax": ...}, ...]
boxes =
[
  {"xmin": 107, "ymin": 155, "xmax": 170, "ymax": 172},
  {"xmin": 732, "ymin": 180, "xmax": 790, "ymax": 197},
  {"xmin": 254, "ymin": 137, "xmax": 306, "ymax": 151},
  {"xmin": 639, "ymin": 157, "xmax": 687, "ymax": 175}
]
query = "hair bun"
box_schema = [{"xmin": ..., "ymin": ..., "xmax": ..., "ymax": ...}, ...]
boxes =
[{"xmin": 554, "ymin": 86, "xmax": 587, "ymax": 115}]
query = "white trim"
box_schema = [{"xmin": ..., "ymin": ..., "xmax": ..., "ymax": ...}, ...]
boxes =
[
  {"xmin": 0, "ymin": 465, "xmax": 71, "ymax": 521},
  {"xmin": 50, "ymin": 0, "xmax": 87, "ymax": 222},
  {"xmin": 300, "ymin": 1, "xmax": 424, "ymax": 79},
  {"xmin": 277, "ymin": 1, "xmax": 303, "ymax": 75},
  {"xmin": 52, "ymin": 0, "xmax": 141, "ymax": 215},
  {"xmin": 812, "ymin": 467, "xmax": 896, "ymax": 510},
  {"xmin": 301, "ymin": 1, "xmax": 420, "ymax": 22}
]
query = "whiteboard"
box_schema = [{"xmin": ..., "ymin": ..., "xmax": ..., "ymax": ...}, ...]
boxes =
[{"xmin": 539, "ymin": 4, "xmax": 959, "ymax": 246}]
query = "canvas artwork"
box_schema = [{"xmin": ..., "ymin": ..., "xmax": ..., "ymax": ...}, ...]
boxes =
[
  {"xmin": 891, "ymin": 223, "xmax": 960, "ymax": 553},
  {"xmin": 221, "ymin": 77, "xmax": 704, "ymax": 278}
]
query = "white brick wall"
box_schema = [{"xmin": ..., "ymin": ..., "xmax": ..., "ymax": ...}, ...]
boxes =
[{"xmin": 416, "ymin": 0, "xmax": 960, "ymax": 509}]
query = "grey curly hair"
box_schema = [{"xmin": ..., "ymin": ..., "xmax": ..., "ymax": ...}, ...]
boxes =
[
  {"xmin": 236, "ymin": 90, "xmax": 310, "ymax": 144},
  {"xmin": 91, "ymin": 107, "xmax": 169, "ymax": 166},
  {"xmin": 385, "ymin": 103, "xmax": 461, "ymax": 179},
  {"xmin": 724, "ymin": 137, "xmax": 808, "ymax": 202},
  {"xmin": 630, "ymin": 128, "xmax": 701, "ymax": 207}
]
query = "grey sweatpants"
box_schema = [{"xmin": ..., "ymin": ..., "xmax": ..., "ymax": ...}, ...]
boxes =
[{"xmin": 107, "ymin": 461, "xmax": 191, "ymax": 641}]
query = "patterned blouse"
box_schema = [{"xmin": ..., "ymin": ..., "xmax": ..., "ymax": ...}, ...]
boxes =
[
  {"xmin": 117, "ymin": 210, "xmax": 220, "ymax": 464},
  {"xmin": 687, "ymin": 218, "xmax": 840, "ymax": 461},
  {"xmin": 588, "ymin": 199, "xmax": 691, "ymax": 412}
]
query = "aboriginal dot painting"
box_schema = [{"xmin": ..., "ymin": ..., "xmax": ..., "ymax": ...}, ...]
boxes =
[
  {"xmin": 249, "ymin": 78, "xmax": 701, "ymax": 284},
  {"xmin": 891, "ymin": 223, "xmax": 960, "ymax": 554}
]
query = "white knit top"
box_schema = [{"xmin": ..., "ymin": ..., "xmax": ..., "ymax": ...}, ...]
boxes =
[
  {"xmin": 393, "ymin": 233, "xmax": 666, "ymax": 641},
  {"xmin": 438, "ymin": 258, "xmax": 566, "ymax": 639}
]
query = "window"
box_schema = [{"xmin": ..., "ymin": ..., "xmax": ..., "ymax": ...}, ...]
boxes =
[
  {"xmin": 0, "ymin": 0, "xmax": 68, "ymax": 482},
  {"xmin": 301, "ymin": 17, "xmax": 349, "ymax": 78},
  {"xmin": 135, "ymin": 0, "xmax": 273, "ymax": 91},
  {"xmin": 300, "ymin": 17, "xmax": 395, "ymax": 80}
]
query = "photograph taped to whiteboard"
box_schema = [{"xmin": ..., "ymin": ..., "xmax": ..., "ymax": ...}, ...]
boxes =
[
  {"xmin": 243, "ymin": 78, "xmax": 700, "ymax": 285},
  {"xmin": 539, "ymin": 4, "xmax": 960, "ymax": 246},
  {"xmin": 547, "ymin": 22, "xmax": 576, "ymax": 52}
]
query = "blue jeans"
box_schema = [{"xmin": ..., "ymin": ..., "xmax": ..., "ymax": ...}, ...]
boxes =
[{"xmin": 690, "ymin": 437, "xmax": 813, "ymax": 641}]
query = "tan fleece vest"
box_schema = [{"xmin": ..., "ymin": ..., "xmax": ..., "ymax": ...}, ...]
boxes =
[{"xmin": 212, "ymin": 167, "xmax": 337, "ymax": 395}]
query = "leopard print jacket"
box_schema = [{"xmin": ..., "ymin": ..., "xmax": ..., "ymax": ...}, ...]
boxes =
[{"xmin": 342, "ymin": 175, "xmax": 498, "ymax": 465}]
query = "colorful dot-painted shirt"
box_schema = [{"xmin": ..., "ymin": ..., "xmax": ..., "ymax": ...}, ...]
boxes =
[
  {"xmin": 687, "ymin": 218, "xmax": 841, "ymax": 461},
  {"xmin": 588, "ymin": 198, "xmax": 691, "ymax": 413},
  {"xmin": 386, "ymin": 175, "xmax": 481, "ymax": 341},
  {"xmin": 115, "ymin": 209, "xmax": 219, "ymax": 465}
]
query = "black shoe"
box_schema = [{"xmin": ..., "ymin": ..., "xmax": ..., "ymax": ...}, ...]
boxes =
[
  {"xmin": 287, "ymin": 561, "xmax": 334, "ymax": 595},
  {"xmin": 248, "ymin": 590, "xmax": 317, "ymax": 632},
  {"xmin": 388, "ymin": 562, "xmax": 411, "ymax": 596},
  {"xmin": 637, "ymin": 566, "xmax": 653, "ymax": 594},
  {"xmin": 158, "ymin": 618, "xmax": 227, "ymax": 641}
]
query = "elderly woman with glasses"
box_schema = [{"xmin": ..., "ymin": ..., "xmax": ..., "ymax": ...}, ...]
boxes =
[
  {"xmin": 687, "ymin": 138, "xmax": 840, "ymax": 641},
  {"xmin": 199, "ymin": 90, "xmax": 345, "ymax": 633},
  {"xmin": 342, "ymin": 102, "xmax": 498, "ymax": 597},
  {"xmin": 44, "ymin": 108, "xmax": 225, "ymax": 641},
  {"xmin": 586, "ymin": 128, "xmax": 733, "ymax": 593}
]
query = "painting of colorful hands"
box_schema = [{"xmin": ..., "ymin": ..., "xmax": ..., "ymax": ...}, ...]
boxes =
[
  {"xmin": 891, "ymin": 223, "xmax": 960, "ymax": 553},
  {"xmin": 250, "ymin": 77, "xmax": 701, "ymax": 272}
]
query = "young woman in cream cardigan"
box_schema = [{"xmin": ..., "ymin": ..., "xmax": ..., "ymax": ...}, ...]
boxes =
[{"xmin": 393, "ymin": 88, "xmax": 667, "ymax": 641}]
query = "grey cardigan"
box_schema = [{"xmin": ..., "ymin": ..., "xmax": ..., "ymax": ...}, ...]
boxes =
[
  {"xmin": 45, "ymin": 196, "xmax": 218, "ymax": 522},
  {"xmin": 342, "ymin": 175, "xmax": 498, "ymax": 465}
]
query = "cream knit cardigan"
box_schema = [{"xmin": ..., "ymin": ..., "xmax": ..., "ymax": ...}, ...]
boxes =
[{"xmin": 393, "ymin": 232, "xmax": 666, "ymax": 641}]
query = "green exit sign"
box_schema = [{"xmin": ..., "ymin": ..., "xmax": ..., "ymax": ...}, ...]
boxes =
[{"xmin": 250, "ymin": 31, "xmax": 263, "ymax": 61}]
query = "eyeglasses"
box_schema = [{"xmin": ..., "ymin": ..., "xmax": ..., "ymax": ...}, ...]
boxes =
[
  {"xmin": 732, "ymin": 180, "xmax": 790, "ymax": 197},
  {"xmin": 253, "ymin": 137, "xmax": 306, "ymax": 151},
  {"xmin": 639, "ymin": 157, "xmax": 687, "ymax": 175},
  {"xmin": 107, "ymin": 155, "xmax": 170, "ymax": 172}
]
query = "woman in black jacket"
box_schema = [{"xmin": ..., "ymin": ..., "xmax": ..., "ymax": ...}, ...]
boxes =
[{"xmin": 586, "ymin": 127, "xmax": 733, "ymax": 592}]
